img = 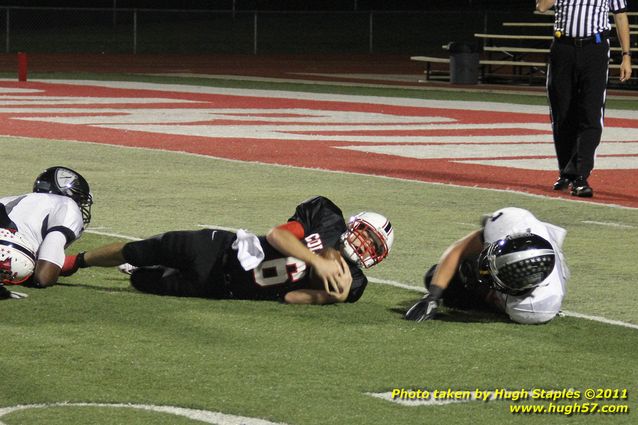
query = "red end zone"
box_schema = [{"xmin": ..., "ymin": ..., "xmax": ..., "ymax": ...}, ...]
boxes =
[{"xmin": 1, "ymin": 80, "xmax": 637, "ymax": 208}]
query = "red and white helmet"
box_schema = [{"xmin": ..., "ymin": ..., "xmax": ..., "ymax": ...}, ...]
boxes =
[
  {"xmin": 0, "ymin": 228, "xmax": 36, "ymax": 285},
  {"xmin": 341, "ymin": 212, "xmax": 394, "ymax": 268}
]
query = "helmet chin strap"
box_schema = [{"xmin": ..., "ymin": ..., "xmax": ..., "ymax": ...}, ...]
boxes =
[{"xmin": 337, "ymin": 242, "xmax": 357, "ymax": 266}]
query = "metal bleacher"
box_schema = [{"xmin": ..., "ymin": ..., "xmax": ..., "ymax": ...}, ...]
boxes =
[{"xmin": 411, "ymin": 11, "xmax": 637, "ymax": 86}]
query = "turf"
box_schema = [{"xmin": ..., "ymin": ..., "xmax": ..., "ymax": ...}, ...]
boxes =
[{"xmin": 0, "ymin": 81, "xmax": 637, "ymax": 424}]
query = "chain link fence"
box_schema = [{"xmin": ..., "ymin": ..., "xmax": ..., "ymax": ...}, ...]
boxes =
[{"xmin": 1, "ymin": 7, "xmax": 539, "ymax": 55}]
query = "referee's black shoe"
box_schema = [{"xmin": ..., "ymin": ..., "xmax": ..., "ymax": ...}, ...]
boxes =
[
  {"xmin": 553, "ymin": 176, "xmax": 572, "ymax": 191},
  {"xmin": 571, "ymin": 177, "xmax": 593, "ymax": 198}
]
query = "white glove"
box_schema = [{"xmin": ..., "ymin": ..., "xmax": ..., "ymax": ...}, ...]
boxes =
[{"xmin": 10, "ymin": 290, "xmax": 28, "ymax": 299}]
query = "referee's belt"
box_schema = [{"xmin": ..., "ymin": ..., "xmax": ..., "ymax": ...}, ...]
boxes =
[{"xmin": 554, "ymin": 31, "xmax": 609, "ymax": 47}]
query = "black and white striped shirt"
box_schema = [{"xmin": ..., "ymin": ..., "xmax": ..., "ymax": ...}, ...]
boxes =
[{"xmin": 554, "ymin": 0, "xmax": 628, "ymax": 37}]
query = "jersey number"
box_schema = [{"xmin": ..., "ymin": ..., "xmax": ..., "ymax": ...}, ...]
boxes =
[{"xmin": 253, "ymin": 257, "xmax": 307, "ymax": 287}]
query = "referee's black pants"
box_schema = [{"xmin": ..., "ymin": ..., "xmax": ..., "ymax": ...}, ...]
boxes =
[{"xmin": 547, "ymin": 38, "xmax": 609, "ymax": 180}]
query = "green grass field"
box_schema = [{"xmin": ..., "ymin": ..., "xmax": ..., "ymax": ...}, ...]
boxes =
[{"xmin": 1, "ymin": 76, "xmax": 637, "ymax": 424}]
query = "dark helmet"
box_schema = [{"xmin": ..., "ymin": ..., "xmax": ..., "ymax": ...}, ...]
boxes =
[
  {"xmin": 33, "ymin": 166, "xmax": 93, "ymax": 225},
  {"xmin": 477, "ymin": 233, "xmax": 555, "ymax": 296}
]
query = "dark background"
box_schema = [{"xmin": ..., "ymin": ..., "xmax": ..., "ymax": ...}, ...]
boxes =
[
  {"xmin": 0, "ymin": 1, "xmax": 534, "ymax": 11},
  {"xmin": 0, "ymin": 0, "xmax": 632, "ymax": 74}
]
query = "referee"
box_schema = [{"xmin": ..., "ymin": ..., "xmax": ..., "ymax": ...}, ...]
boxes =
[{"xmin": 536, "ymin": 0, "xmax": 632, "ymax": 197}]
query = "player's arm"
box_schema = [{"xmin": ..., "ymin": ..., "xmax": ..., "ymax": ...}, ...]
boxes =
[
  {"xmin": 284, "ymin": 289, "xmax": 345, "ymax": 305},
  {"xmin": 405, "ymin": 230, "xmax": 484, "ymax": 321},
  {"xmin": 266, "ymin": 222, "xmax": 346, "ymax": 294},
  {"xmin": 32, "ymin": 260, "xmax": 62, "ymax": 287},
  {"xmin": 613, "ymin": 12, "xmax": 633, "ymax": 82},
  {"xmin": 31, "ymin": 231, "xmax": 69, "ymax": 287},
  {"xmin": 284, "ymin": 256, "xmax": 353, "ymax": 304},
  {"xmin": 535, "ymin": 0, "xmax": 555, "ymax": 12},
  {"xmin": 429, "ymin": 229, "xmax": 484, "ymax": 292},
  {"xmin": 35, "ymin": 199, "xmax": 85, "ymax": 286}
]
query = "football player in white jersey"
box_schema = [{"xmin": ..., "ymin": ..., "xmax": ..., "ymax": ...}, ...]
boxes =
[
  {"xmin": 405, "ymin": 207, "xmax": 569, "ymax": 324},
  {"xmin": 0, "ymin": 166, "xmax": 92, "ymax": 299}
]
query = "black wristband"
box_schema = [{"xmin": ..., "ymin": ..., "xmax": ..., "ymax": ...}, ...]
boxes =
[
  {"xmin": 622, "ymin": 51, "xmax": 631, "ymax": 57},
  {"xmin": 77, "ymin": 251, "xmax": 88, "ymax": 268},
  {"xmin": 427, "ymin": 284, "xmax": 445, "ymax": 300},
  {"xmin": 0, "ymin": 284, "xmax": 10, "ymax": 299}
]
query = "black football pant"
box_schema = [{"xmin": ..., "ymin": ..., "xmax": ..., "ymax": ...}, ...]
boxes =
[
  {"xmin": 122, "ymin": 229, "xmax": 235, "ymax": 298},
  {"xmin": 547, "ymin": 38, "xmax": 609, "ymax": 180}
]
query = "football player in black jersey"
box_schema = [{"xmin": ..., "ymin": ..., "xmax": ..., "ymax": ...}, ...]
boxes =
[{"xmin": 63, "ymin": 196, "xmax": 394, "ymax": 304}]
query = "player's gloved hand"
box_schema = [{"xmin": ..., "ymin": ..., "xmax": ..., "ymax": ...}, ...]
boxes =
[
  {"xmin": 404, "ymin": 285, "xmax": 444, "ymax": 322},
  {"xmin": 404, "ymin": 294, "xmax": 440, "ymax": 322},
  {"xmin": 0, "ymin": 285, "xmax": 28, "ymax": 300},
  {"xmin": 60, "ymin": 252, "xmax": 86, "ymax": 277},
  {"xmin": 9, "ymin": 290, "xmax": 28, "ymax": 299}
]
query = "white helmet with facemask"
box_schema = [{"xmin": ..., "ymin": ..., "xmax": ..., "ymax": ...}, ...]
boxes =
[{"xmin": 341, "ymin": 212, "xmax": 393, "ymax": 268}]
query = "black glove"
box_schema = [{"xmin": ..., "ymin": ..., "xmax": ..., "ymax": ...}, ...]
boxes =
[
  {"xmin": 404, "ymin": 285, "xmax": 444, "ymax": 322},
  {"xmin": 0, "ymin": 285, "xmax": 28, "ymax": 300},
  {"xmin": 0, "ymin": 285, "xmax": 10, "ymax": 300}
]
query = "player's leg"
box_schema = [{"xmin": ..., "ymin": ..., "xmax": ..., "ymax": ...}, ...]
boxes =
[
  {"xmin": 126, "ymin": 229, "xmax": 234, "ymax": 298},
  {"xmin": 83, "ymin": 242, "xmax": 127, "ymax": 267},
  {"xmin": 129, "ymin": 266, "xmax": 212, "ymax": 297}
]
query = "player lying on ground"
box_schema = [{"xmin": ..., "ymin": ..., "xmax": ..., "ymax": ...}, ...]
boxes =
[
  {"xmin": 404, "ymin": 207, "xmax": 569, "ymax": 324},
  {"xmin": 0, "ymin": 166, "xmax": 92, "ymax": 300},
  {"xmin": 63, "ymin": 196, "xmax": 394, "ymax": 305}
]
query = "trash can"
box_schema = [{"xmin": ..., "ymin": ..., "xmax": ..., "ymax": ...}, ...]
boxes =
[{"xmin": 448, "ymin": 42, "xmax": 479, "ymax": 85}]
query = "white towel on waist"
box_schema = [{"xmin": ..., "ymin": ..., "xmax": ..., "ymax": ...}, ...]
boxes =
[{"xmin": 231, "ymin": 229, "xmax": 265, "ymax": 271}]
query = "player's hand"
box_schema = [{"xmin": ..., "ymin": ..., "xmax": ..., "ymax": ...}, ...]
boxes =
[
  {"xmin": 0, "ymin": 285, "xmax": 28, "ymax": 300},
  {"xmin": 325, "ymin": 256, "xmax": 352, "ymax": 297},
  {"xmin": 404, "ymin": 294, "xmax": 440, "ymax": 322},
  {"xmin": 9, "ymin": 290, "xmax": 28, "ymax": 299},
  {"xmin": 312, "ymin": 255, "xmax": 345, "ymax": 294}
]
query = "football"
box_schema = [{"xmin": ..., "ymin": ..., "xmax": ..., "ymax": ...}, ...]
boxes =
[
  {"xmin": 308, "ymin": 247, "xmax": 343, "ymax": 289},
  {"xmin": 318, "ymin": 247, "xmax": 342, "ymax": 262}
]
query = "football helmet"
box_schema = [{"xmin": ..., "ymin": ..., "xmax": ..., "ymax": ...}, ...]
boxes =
[
  {"xmin": 477, "ymin": 232, "xmax": 555, "ymax": 296},
  {"xmin": 0, "ymin": 228, "xmax": 36, "ymax": 285},
  {"xmin": 33, "ymin": 166, "xmax": 93, "ymax": 225},
  {"xmin": 341, "ymin": 211, "xmax": 394, "ymax": 268}
]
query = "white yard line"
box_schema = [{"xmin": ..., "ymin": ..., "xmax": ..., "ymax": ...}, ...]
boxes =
[
  {"xmin": 581, "ymin": 220, "xmax": 636, "ymax": 229},
  {"xmin": 0, "ymin": 403, "xmax": 288, "ymax": 425},
  {"xmin": 367, "ymin": 276, "xmax": 638, "ymax": 330},
  {"xmin": 85, "ymin": 229, "xmax": 142, "ymax": 241},
  {"xmin": 558, "ymin": 311, "xmax": 638, "ymax": 330}
]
